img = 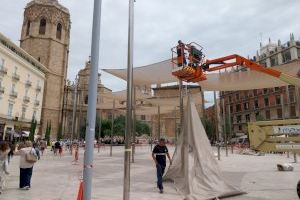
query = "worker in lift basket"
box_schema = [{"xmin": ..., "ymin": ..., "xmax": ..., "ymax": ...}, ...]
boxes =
[
  {"xmin": 152, "ymin": 138, "xmax": 172, "ymax": 194},
  {"xmin": 190, "ymin": 45, "xmax": 203, "ymax": 68},
  {"xmin": 176, "ymin": 40, "xmax": 187, "ymax": 67}
]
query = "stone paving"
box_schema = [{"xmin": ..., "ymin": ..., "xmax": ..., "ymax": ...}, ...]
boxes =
[{"xmin": 1, "ymin": 146, "xmax": 299, "ymax": 200}]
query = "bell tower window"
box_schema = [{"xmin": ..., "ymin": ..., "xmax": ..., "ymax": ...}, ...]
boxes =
[
  {"xmin": 39, "ymin": 18, "xmax": 46, "ymax": 35},
  {"xmin": 26, "ymin": 21, "xmax": 31, "ymax": 36},
  {"xmin": 56, "ymin": 23, "xmax": 62, "ymax": 40}
]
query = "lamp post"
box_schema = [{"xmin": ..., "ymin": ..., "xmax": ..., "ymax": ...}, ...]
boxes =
[
  {"xmin": 123, "ymin": 0, "xmax": 135, "ymax": 199},
  {"xmin": 83, "ymin": 0, "xmax": 102, "ymax": 199}
]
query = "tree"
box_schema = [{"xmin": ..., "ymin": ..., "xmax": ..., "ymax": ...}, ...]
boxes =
[
  {"xmin": 57, "ymin": 123, "xmax": 63, "ymax": 141},
  {"xmin": 201, "ymin": 118, "xmax": 215, "ymax": 141},
  {"xmin": 29, "ymin": 118, "xmax": 37, "ymax": 142},
  {"xmin": 113, "ymin": 115, "xmax": 126, "ymax": 136},
  {"xmin": 256, "ymin": 114, "xmax": 265, "ymax": 121},
  {"xmin": 45, "ymin": 120, "xmax": 51, "ymax": 145},
  {"xmin": 135, "ymin": 121, "xmax": 150, "ymax": 136}
]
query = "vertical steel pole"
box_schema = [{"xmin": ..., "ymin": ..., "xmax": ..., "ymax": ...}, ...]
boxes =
[
  {"xmin": 179, "ymin": 81, "xmax": 184, "ymax": 134},
  {"xmin": 201, "ymin": 87, "xmax": 205, "ymax": 123},
  {"xmin": 227, "ymin": 104, "xmax": 233, "ymax": 154},
  {"xmin": 174, "ymin": 107, "xmax": 177, "ymax": 143},
  {"xmin": 150, "ymin": 118, "xmax": 153, "ymax": 150},
  {"xmin": 132, "ymin": 87, "xmax": 136, "ymax": 163},
  {"xmin": 214, "ymin": 91, "xmax": 221, "ymax": 160},
  {"xmin": 110, "ymin": 99, "xmax": 115, "ymax": 157},
  {"xmin": 83, "ymin": 0, "xmax": 102, "ymax": 199},
  {"xmin": 123, "ymin": 0, "xmax": 134, "ymax": 199},
  {"xmin": 71, "ymin": 77, "xmax": 78, "ymax": 145},
  {"xmin": 281, "ymin": 93, "xmax": 289, "ymax": 158},
  {"xmin": 222, "ymin": 98, "xmax": 228, "ymax": 157},
  {"xmin": 158, "ymin": 106, "xmax": 161, "ymax": 139},
  {"xmin": 286, "ymin": 86, "xmax": 290, "ymax": 118},
  {"xmin": 213, "ymin": 91, "xmax": 219, "ymax": 141},
  {"xmin": 98, "ymin": 110, "xmax": 102, "ymax": 153}
]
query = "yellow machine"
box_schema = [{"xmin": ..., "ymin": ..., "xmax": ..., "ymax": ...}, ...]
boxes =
[{"xmin": 248, "ymin": 119, "xmax": 300, "ymax": 153}]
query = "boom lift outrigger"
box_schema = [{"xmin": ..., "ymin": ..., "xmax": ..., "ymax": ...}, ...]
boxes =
[{"xmin": 171, "ymin": 42, "xmax": 300, "ymax": 87}]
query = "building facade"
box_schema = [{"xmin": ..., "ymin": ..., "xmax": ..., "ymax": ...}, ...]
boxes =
[
  {"xmin": 152, "ymin": 85, "xmax": 203, "ymax": 139},
  {"xmin": 20, "ymin": 0, "xmax": 71, "ymax": 138},
  {"xmin": 62, "ymin": 60, "xmax": 119, "ymax": 139},
  {"xmin": 220, "ymin": 34, "xmax": 300, "ymax": 137},
  {"xmin": 0, "ymin": 33, "xmax": 47, "ymax": 140}
]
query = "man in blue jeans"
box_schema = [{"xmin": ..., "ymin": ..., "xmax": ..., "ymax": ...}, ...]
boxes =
[{"xmin": 152, "ymin": 138, "xmax": 172, "ymax": 194}]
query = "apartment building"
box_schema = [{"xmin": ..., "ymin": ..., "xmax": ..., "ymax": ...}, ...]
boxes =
[
  {"xmin": 220, "ymin": 34, "xmax": 300, "ymax": 137},
  {"xmin": 0, "ymin": 33, "xmax": 47, "ymax": 140}
]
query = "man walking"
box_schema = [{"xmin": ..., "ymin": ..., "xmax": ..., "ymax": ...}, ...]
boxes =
[{"xmin": 152, "ymin": 138, "xmax": 172, "ymax": 194}]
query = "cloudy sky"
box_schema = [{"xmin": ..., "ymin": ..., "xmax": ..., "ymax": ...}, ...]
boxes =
[{"xmin": 0, "ymin": 0, "xmax": 300, "ymax": 105}]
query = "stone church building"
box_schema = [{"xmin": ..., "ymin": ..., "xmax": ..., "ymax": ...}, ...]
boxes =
[{"xmin": 20, "ymin": 0, "xmax": 70, "ymax": 137}]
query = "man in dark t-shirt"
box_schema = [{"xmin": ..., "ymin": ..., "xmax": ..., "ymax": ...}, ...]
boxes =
[{"xmin": 152, "ymin": 138, "xmax": 172, "ymax": 194}]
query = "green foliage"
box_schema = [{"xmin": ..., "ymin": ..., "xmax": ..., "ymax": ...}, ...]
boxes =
[
  {"xmin": 135, "ymin": 121, "xmax": 150, "ymax": 136},
  {"xmin": 201, "ymin": 118, "xmax": 215, "ymax": 141},
  {"xmin": 57, "ymin": 123, "xmax": 63, "ymax": 141},
  {"xmin": 45, "ymin": 120, "xmax": 51, "ymax": 145},
  {"xmin": 29, "ymin": 118, "xmax": 37, "ymax": 142},
  {"xmin": 80, "ymin": 115, "xmax": 150, "ymax": 139},
  {"xmin": 256, "ymin": 114, "xmax": 265, "ymax": 121},
  {"xmin": 113, "ymin": 115, "xmax": 126, "ymax": 136}
]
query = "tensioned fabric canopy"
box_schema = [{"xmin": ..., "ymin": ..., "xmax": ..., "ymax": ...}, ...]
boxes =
[{"xmin": 103, "ymin": 60, "xmax": 300, "ymax": 91}]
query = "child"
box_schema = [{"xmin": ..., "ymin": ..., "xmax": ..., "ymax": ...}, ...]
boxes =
[{"xmin": 72, "ymin": 143, "xmax": 79, "ymax": 165}]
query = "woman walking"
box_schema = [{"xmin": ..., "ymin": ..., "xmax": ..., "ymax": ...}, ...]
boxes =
[
  {"xmin": 15, "ymin": 141, "xmax": 37, "ymax": 190},
  {"xmin": 0, "ymin": 142, "xmax": 10, "ymax": 194}
]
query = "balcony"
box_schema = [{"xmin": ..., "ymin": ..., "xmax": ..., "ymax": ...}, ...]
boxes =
[
  {"xmin": 36, "ymin": 85, "xmax": 42, "ymax": 92},
  {"xmin": 25, "ymin": 80, "xmax": 32, "ymax": 87},
  {"xmin": 9, "ymin": 91, "xmax": 18, "ymax": 98},
  {"xmin": 23, "ymin": 96, "xmax": 30, "ymax": 103},
  {"xmin": 0, "ymin": 86, "xmax": 4, "ymax": 94},
  {"xmin": 12, "ymin": 73, "xmax": 20, "ymax": 81},
  {"xmin": 0, "ymin": 67, "xmax": 8, "ymax": 75},
  {"xmin": 34, "ymin": 100, "xmax": 40, "ymax": 106}
]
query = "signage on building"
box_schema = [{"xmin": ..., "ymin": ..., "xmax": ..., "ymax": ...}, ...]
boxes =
[
  {"xmin": 276, "ymin": 144, "xmax": 300, "ymax": 150},
  {"xmin": 273, "ymin": 125, "xmax": 300, "ymax": 135}
]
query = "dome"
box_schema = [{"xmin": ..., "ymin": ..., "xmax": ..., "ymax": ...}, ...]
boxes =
[{"xmin": 26, "ymin": 0, "xmax": 69, "ymax": 14}]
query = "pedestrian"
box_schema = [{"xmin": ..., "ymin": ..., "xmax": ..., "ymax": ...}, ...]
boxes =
[
  {"xmin": 7, "ymin": 142, "xmax": 14, "ymax": 164},
  {"xmin": 72, "ymin": 143, "xmax": 79, "ymax": 165},
  {"xmin": 40, "ymin": 140, "xmax": 46, "ymax": 156},
  {"xmin": 152, "ymin": 138, "xmax": 172, "ymax": 194},
  {"xmin": 14, "ymin": 141, "xmax": 38, "ymax": 190},
  {"xmin": 54, "ymin": 141, "xmax": 61, "ymax": 156},
  {"xmin": 0, "ymin": 142, "xmax": 10, "ymax": 194},
  {"xmin": 33, "ymin": 143, "xmax": 41, "ymax": 160}
]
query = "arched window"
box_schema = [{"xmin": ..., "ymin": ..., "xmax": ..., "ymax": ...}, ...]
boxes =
[
  {"xmin": 56, "ymin": 23, "xmax": 62, "ymax": 39},
  {"xmin": 39, "ymin": 18, "xmax": 46, "ymax": 35},
  {"xmin": 26, "ymin": 21, "xmax": 31, "ymax": 36}
]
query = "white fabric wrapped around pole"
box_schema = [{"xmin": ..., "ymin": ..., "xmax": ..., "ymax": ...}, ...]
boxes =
[{"xmin": 164, "ymin": 97, "xmax": 244, "ymax": 199}]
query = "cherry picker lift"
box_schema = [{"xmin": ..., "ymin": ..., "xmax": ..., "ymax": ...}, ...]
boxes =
[{"xmin": 171, "ymin": 41, "xmax": 300, "ymax": 87}]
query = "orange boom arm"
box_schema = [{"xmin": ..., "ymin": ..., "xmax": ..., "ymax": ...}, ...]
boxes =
[{"xmin": 171, "ymin": 42, "xmax": 300, "ymax": 87}]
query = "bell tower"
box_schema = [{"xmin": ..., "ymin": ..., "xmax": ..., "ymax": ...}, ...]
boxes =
[{"xmin": 20, "ymin": 0, "xmax": 71, "ymax": 138}]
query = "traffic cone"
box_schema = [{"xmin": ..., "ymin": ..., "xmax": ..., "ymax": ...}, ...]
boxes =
[{"xmin": 77, "ymin": 181, "xmax": 83, "ymax": 200}]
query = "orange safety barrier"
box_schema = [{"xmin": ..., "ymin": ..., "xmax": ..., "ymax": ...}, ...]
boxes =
[{"xmin": 77, "ymin": 181, "xmax": 83, "ymax": 200}]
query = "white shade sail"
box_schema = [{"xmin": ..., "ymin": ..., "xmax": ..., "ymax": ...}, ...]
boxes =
[{"xmin": 103, "ymin": 59, "xmax": 300, "ymax": 91}]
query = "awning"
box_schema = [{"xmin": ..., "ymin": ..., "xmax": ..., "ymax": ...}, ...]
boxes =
[{"xmin": 103, "ymin": 59, "xmax": 300, "ymax": 91}]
